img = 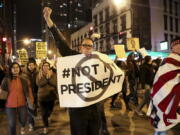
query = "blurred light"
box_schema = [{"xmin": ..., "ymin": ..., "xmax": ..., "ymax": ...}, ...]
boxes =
[
  {"xmin": 89, "ymin": 26, "xmax": 93, "ymax": 31},
  {"xmin": 12, "ymin": 56, "xmax": 16, "ymax": 59},
  {"xmin": 2, "ymin": 37, "xmax": 7, "ymax": 42},
  {"xmin": 112, "ymin": 0, "xmax": 127, "ymax": 9},
  {"xmin": 48, "ymin": 50, "xmax": 52, "ymax": 55},
  {"xmin": 23, "ymin": 39, "xmax": 31, "ymax": 45}
]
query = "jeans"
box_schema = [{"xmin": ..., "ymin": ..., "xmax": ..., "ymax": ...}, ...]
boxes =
[
  {"xmin": 6, "ymin": 106, "xmax": 27, "ymax": 135},
  {"xmin": 154, "ymin": 131, "xmax": 167, "ymax": 135},
  {"xmin": 39, "ymin": 100, "xmax": 55, "ymax": 127},
  {"xmin": 137, "ymin": 84, "xmax": 151, "ymax": 111}
]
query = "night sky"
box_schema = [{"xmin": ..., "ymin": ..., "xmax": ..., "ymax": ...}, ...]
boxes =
[{"xmin": 16, "ymin": 0, "xmax": 42, "ymax": 40}]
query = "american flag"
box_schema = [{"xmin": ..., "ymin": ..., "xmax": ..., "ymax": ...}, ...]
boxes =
[{"xmin": 147, "ymin": 53, "xmax": 180, "ymax": 131}]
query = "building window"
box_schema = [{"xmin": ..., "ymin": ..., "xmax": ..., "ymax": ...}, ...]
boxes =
[
  {"xmin": 170, "ymin": 34, "xmax": 173, "ymax": 42},
  {"xmin": 105, "ymin": 7, "xmax": 109, "ymax": 21},
  {"xmin": 99, "ymin": 11, "xmax": 103, "ymax": 24},
  {"xmin": 94, "ymin": 28, "xmax": 98, "ymax": 33},
  {"xmin": 175, "ymin": 18, "xmax": 179, "ymax": 32},
  {"xmin": 164, "ymin": 15, "xmax": 168, "ymax": 30},
  {"xmin": 93, "ymin": 15, "xmax": 98, "ymax": 26},
  {"xmin": 121, "ymin": 15, "xmax": 126, "ymax": 31},
  {"xmin": 170, "ymin": 16, "xmax": 173, "ymax": 31},
  {"xmin": 100, "ymin": 40, "xmax": 104, "ymax": 52},
  {"xmin": 100, "ymin": 25, "xmax": 104, "ymax": 33},
  {"xmin": 106, "ymin": 23, "xmax": 110, "ymax": 34},
  {"xmin": 169, "ymin": 0, "xmax": 172, "ymax": 14},
  {"xmin": 112, "ymin": 6, "xmax": 117, "ymax": 16},
  {"xmin": 163, "ymin": 0, "xmax": 167, "ymax": 12},
  {"xmin": 164, "ymin": 33, "xmax": 168, "ymax": 41},
  {"xmin": 113, "ymin": 19, "xmax": 118, "ymax": 33},
  {"xmin": 174, "ymin": 1, "xmax": 178, "ymax": 16}
]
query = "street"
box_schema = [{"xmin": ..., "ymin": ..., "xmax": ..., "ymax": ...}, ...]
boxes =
[{"xmin": 0, "ymin": 92, "xmax": 179, "ymax": 135}]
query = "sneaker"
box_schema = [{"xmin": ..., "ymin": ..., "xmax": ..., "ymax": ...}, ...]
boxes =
[
  {"xmin": 20, "ymin": 127, "xmax": 25, "ymax": 135},
  {"xmin": 135, "ymin": 109, "xmax": 144, "ymax": 116},
  {"xmin": 29, "ymin": 124, "xmax": 34, "ymax": 132},
  {"xmin": 43, "ymin": 127, "xmax": 48, "ymax": 134}
]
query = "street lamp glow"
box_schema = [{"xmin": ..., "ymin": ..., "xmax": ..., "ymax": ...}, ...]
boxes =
[
  {"xmin": 48, "ymin": 50, "xmax": 52, "ymax": 55},
  {"xmin": 23, "ymin": 39, "xmax": 31, "ymax": 45},
  {"xmin": 112, "ymin": 0, "xmax": 127, "ymax": 9}
]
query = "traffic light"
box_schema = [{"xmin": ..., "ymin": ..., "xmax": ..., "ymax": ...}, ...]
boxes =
[
  {"xmin": 118, "ymin": 32, "xmax": 123, "ymax": 39},
  {"xmin": 2, "ymin": 37, "xmax": 7, "ymax": 42},
  {"xmin": 88, "ymin": 26, "xmax": 94, "ymax": 36}
]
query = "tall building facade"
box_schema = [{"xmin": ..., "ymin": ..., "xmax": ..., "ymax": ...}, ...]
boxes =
[
  {"xmin": 71, "ymin": 0, "xmax": 180, "ymax": 53},
  {"xmin": 43, "ymin": 0, "xmax": 92, "ymax": 31},
  {"xmin": 150, "ymin": 0, "xmax": 180, "ymax": 52},
  {"xmin": 0, "ymin": 0, "xmax": 13, "ymax": 64}
]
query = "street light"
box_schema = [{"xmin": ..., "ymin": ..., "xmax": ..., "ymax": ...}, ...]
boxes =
[
  {"xmin": 112, "ymin": 0, "xmax": 127, "ymax": 9},
  {"xmin": 23, "ymin": 38, "xmax": 31, "ymax": 45}
]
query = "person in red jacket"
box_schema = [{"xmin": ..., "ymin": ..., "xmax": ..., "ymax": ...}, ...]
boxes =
[{"xmin": 0, "ymin": 62, "xmax": 34, "ymax": 135}]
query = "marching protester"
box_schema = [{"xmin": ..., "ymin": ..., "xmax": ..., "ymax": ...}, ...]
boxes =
[
  {"xmin": 36, "ymin": 61, "xmax": 57, "ymax": 134},
  {"xmin": 135, "ymin": 55, "xmax": 155, "ymax": 116},
  {"xmin": 26, "ymin": 58, "xmax": 39, "ymax": 131},
  {"xmin": 0, "ymin": 62, "xmax": 34, "ymax": 135},
  {"xmin": 126, "ymin": 54, "xmax": 139, "ymax": 106},
  {"xmin": 43, "ymin": 7, "xmax": 110, "ymax": 135},
  {"xmin": 147, "ymin": 38, "xmax": 180, "ymax": 135}
]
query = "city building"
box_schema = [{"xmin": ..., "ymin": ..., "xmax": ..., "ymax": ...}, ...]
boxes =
[
  {"xmin": 71, "ymin": 0, "xmax": 180, "ymax": 53},
  {"xmin": 0, "ymin": 0, "xmax": 13, "ymax": 64},
  {"xmin": 150, "ymin": 0, "xmax": 180, "ymax": 52}
]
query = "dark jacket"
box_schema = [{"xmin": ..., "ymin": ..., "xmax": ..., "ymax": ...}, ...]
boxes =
[
  {"xmin": 50, "ymin": 24, "xmax": 78, "ymax": 56},
  {"xmin": 26, "ymin": 69, "xmax": 39, "ymax": 94},
  {"xmin": 36, "ymin": 72, "xmax": 57, "ymax": 101},
  {"xmin": 140, "ymin": 63, "xmax": 155, "ymax": 86}
]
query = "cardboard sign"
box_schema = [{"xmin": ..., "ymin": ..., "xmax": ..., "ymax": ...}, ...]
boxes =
[
  {"xmin": 114, "ymin": 45, "xmax": 126, "ymax": 58},
  {"xmin": 138, "ymin": 48, "xmax": 148, "ymax": 57},
  {"xmin": 17, "ymin": 49, "xmax": 28, "ymax": 65},
  {"xmin": 36, "ymin": 42, "xmax": 47, "ymax": 59},
  {"xmin": 57, "ymin": 52, "xmax": 125, "ymax": 107},
  {"xmin": 127, "ymin": 38, "xmax": 140, "ymax": 51}
]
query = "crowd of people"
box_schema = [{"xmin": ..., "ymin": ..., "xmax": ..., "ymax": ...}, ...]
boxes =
[{"xmin": 0, "ymin": 7, "xmax": 179, "ymax": 135}]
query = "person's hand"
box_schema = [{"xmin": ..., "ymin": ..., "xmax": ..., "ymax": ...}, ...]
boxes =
[
  {"xmin": 46, "ymin": 70, "xmax": 53, "ymax": 79},
  {"xmin": 43, "ymin": 7, "xmax": 52, "ymax": 20},
  {"xmin": 43, "ymin": 7, "xmax": 54, "ymax": 28},
  {"xmin": 38, "ymin": 70, "xmax": 43, "ymax": 79}
]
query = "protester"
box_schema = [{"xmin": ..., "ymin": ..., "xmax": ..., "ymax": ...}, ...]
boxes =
[
  {"xmin": 43, "ymin": 7, "xmax": 104, "ymax": 135},
  {"xmin": 147, "ymin": 37, "xmax": 180, "ymax": 135},
  {"xmin": 126, "ymin": 54, "xmax": 139, "ymax": 106},
  {"xmin": 135, "ymin": 55, "xmax": 155, "ymax": 116},
  {"xmin": 0, "ymin": 62, "xmax": 34, "ymax": 135},
  {"xmin": 36, "ymin": 61, "xmax": 57, "ymax": 134},
  {"xmin": 26, "ymin": 59, "xmax": 39, "ymax": 131}
]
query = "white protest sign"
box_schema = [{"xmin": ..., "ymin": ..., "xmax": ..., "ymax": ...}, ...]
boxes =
[
  {"xmin": 138, "ymin": 47, "xmax": 148, "ymax": 57},
  {"xmin": 57, "ymin": 52, "xmax": 125, "ymax": 107}
]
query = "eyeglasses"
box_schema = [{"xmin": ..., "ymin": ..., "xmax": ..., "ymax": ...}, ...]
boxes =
[{"xmin": 81, "ymin": 44, "xmax": 93, "ymax": 48}]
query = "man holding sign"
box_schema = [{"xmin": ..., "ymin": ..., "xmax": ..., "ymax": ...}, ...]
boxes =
[{"xmin": 43, "ymin": 7, "xmax": 124, "ymax": 135}]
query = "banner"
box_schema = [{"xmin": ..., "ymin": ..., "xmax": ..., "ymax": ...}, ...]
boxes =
[
  {"xmin": 57, "ymin": 52, "xmax": 125, "ymax": 107},
  {"xmin": 127, "ymin": 38, "xmax": 140, "ymax": 51},
  {"xmin": 114, "ymin": 45, "xmax": 126, "ymax": 58},
  {"xmin": 17, "ymin": 49, "xmax": 28, "ymax": 65},
  {"xmin": 36, "ymin": 42, "xmax": 47, "ymax": 59}
]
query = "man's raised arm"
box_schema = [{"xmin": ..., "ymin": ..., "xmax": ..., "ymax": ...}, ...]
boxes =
[{"xmin": 43, "ymin": 7, "xmax": 77, "ymax": 56}]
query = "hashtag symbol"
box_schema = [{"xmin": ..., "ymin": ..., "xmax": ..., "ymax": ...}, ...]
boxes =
[{"xmin": 62, "ymin": 68, "xmax": 70, "ymax": 78}]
